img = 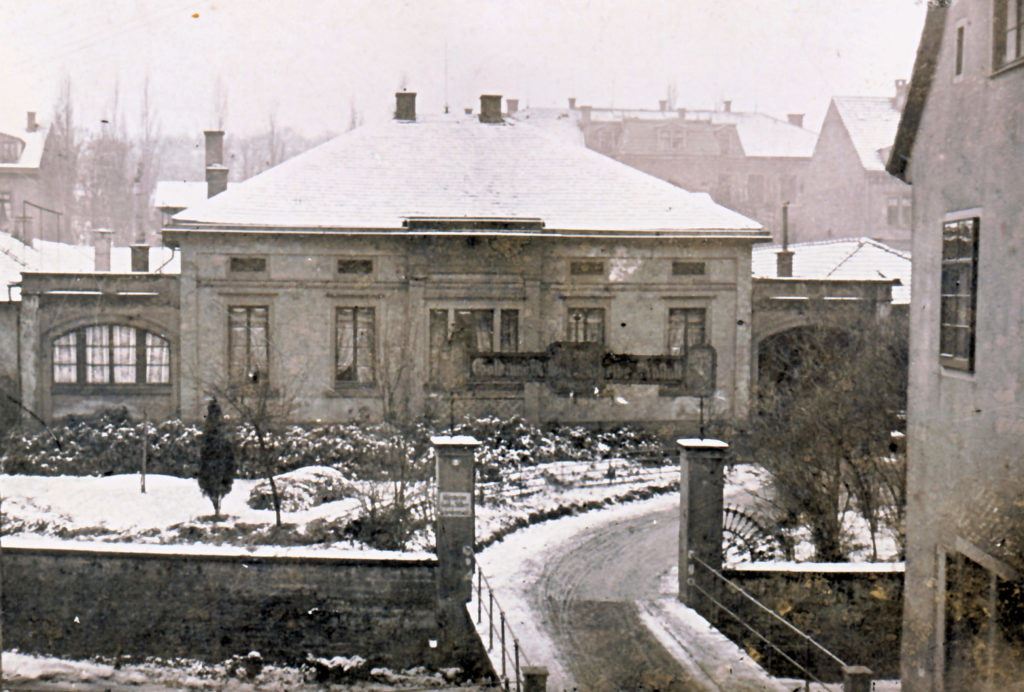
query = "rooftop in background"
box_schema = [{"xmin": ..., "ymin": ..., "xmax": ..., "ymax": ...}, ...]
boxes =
[
  {"xmin": 0, "ymin": 111, "xmax": 48, "ymax": 170},
  {"xmin": 153, "ymin": 181, "xmax": 231, "ymax": 213},
  {"xmin": 832, "ymin": 96, "xmax": 904, "ymax": 171},
  {"xmin": 169, "ymin": 109, "xmax": 765, "ymax": 237},
  {"xmin": 752, "ymin": 237, "xmax": 911, "ymax": 304}
]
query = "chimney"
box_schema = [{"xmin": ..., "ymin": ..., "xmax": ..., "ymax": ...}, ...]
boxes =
[
  {"xmin": 206, "ymin": 166, "xmax": 228, "ymax": 198},
  {"xmin": 395, "ymin": 91, "xmax": 416, "ymax": 121},
  {"xmin": 659, "ymin": 99, "xmax": 668, "ymax": 112},
  {"xmin": 893, "ymin": 79, "xmax": 910, "ymax": 111},
  {"xmin": 506, "ymin": 98, "xmax": 519, "ymax": 116},
  {"xmin": 130, "ymin": 245, "xmax": 149, "ymax": 272},
  {"xmin": 776, "ymin": 202, "xmax": 793, "ymax": 277},
  {"xmin": 677, "ymin": 108, "xmax": 687, "ymax": 119},
  {"xmin": 26, "ymin": 111, "xmax": 38, "ymax": 132},
  {"xmin": 568, "ymin": 97, "xmax": 577, "ymax": 110},
  {"xmin": 722, "ymin": 100, "xmax": 732, "ymax": 113},
  {"xmin": 93, "ymin": 229, "xmax": 113, "ymax": 272},
  {"xmin": 479, "ymin": 94, "xmax": 503, "ymax": 123},
  {"xmin": 580, "ymin": 105, "xmax": 592, "ymax": 124},
  {"xmin": 787, "ymin": 113, "xmax": 805, "ymax": 128},
  {"xmin": 464, "ymin": 107, "xmax": 473, "ymax": 115}
]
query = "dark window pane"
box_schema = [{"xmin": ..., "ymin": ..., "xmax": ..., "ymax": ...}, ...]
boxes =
[{"xmin": 230, "ymin": 257, "xmax": 267, "ymax": 273}]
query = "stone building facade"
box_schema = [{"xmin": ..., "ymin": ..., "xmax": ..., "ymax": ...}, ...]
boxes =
[{"xmin": 889, "ymin": 2, "xmax": 1024, "ymax": 688}]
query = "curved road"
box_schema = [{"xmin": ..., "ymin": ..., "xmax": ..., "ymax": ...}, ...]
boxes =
[{"xmin": 530, "ymin": 504, "xmax": 695, "ymax": 691}]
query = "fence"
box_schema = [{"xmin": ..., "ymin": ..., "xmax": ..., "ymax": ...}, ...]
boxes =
[
  {"xmin": 689, "ymin": 553, "xmax": 873, "ymax": 691},
  {"xmin": 467, "ymin": 561, "xmax": 528, "ymax": 691}
]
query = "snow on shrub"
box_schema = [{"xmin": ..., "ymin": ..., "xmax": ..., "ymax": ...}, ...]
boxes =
[{"xmin": 247, "ymin": 466, "xmax": 351, "ymax": 511}]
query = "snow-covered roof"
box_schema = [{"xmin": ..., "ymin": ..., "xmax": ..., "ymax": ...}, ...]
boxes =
[
  {"xmin": 0, "ymin": 232, "xmax": 97, "ymax": 301},
  {"xmin": 0, "ymin": 116, "xmax": 47, "ymax": 170},
  {"xmin": 832, "ymin": 96, "xmax": 902, "ymax": 172},
  {"xmin": 752, "ymin": 237, "xmax": 912, "ymax": 304},
  {"xmin": 110, "ymin": 245, "xmax": 181, "ymax": 274},
  {"xmin": 153, "ymin": 181, "xmax": 212, "ymax": 211},
  {"xmin": 584, "ymin": 108, "xmax": 817, "ymax": 158},
  {"xmin": 170, "ymin": 114, "xmax": 764, "ymax": 238}
]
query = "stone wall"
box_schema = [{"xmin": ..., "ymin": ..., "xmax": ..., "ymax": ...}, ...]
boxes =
[
  {"xmin": 3, "ymin": 542, "xmax": 439, "ymax": 667},
  {"xmin": 715, "ymin": 564, "xmax": 904, "ymax": 681}
]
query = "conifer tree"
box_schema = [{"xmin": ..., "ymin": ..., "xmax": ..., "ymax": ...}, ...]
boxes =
[{"xmin": 198, "ymin": 397, "xmax": 235, "ymax": 519}]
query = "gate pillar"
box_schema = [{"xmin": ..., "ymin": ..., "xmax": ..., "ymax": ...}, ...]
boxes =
[
  {"xmin": 677, "ymin": 438, "xmax": 729, "ymax": 612},
  {"xmin": 431, "ymin": 435, "xmax": 480, "ymax": 666}
]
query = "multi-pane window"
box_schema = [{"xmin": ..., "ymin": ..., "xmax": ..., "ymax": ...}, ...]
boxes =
[
  {"xmin": 228, "ymin": 306, "xmax": 269, "ymax": 385},
  {"xmin": 0, "ymin": 136, "xmax": 23, "ymax": 164},
  {"xmin": 567, "ymin": 308, "xmax": 604, "ymax": 345},
  {"xmin": 940, "ymin": 218, "xmax": 980, "ymax": 371},
  {"xmin": 888, "ymin": 196, "xmax": 912, "ymax": 227},
  {"xmin": 657, "ymin": 127, "xmax": 685, "ymax": 151},
  {"xmin": 995, "ymin": 0, "xmax": 1023, "ymax": 69},
  {"xmin": 52, "ymin": 325, "xmax": 170, "ymax": 385},
  {"xmin": 667, "ymin": 308, "xmax": 707, "ymax": 356},
  {"xmin": 0, "ymin": 191, "xmax": 11, "ymax": 230},
  {"xmin": 335, "ymin": 307, "xmax": 375, "ymax": 384}
]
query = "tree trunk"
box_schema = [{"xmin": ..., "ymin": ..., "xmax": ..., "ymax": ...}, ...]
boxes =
[{"xmin": 256, "ymin": 427, "xmax": 283, "ymax": 528}]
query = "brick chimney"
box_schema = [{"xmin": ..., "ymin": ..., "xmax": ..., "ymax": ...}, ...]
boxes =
[
  {"xmin": 893, "ymin": 79, "xmax": 910, "ymax": 111},
  {"xmin": 26, "ymin": 112, "xmax": 38, "ymax": 132},
  {"xmin": 722, "ymin": 100, "xmax": 732, "ymax": 113},
  {"xmin": 776, "ymin": 202, "xmax": 793, "ymax": 277},
  {"xmin": 659, "ymin": 99, "xmax": 668, "ymax": 112},
  {"xmin": 479, "ymin": 94, "xmax": 503, "ymax": 123},
  {"xmin": 93, "ymin": 229, "xmax": 113, "ymax": 272},
  {"xmin": 506, "ymin": 98, "xmax": 519, "ymax": 116},
  {"xmin": 395, "ymin": 91, "xmax": 416, "ymax": 121},
  {"xmin": 787, "ymin": 113, "xmax": 805, "ymax": 128},
  {"xmin": 677, "ymin": 108, "xmax": 687, "ymax": 119},
  {"xmin": 130, "ymin": 245, "xmax": 149, "ymax": 272},
  {"xmin": 204, "ymin": 130, "xmax": 228, "ymax": 198},
  {"xmin": 568, "ymin": 97, "xmax": 577, "ymax": 110}
]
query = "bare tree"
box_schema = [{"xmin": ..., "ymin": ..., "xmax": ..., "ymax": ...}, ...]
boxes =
[
  {"xmin": 746, "ymin": 314, "xmax": 907, "ymax": 561},
  {"xmin": 46, "ymin": 77, "xmax": 81, "ymax": 243}
]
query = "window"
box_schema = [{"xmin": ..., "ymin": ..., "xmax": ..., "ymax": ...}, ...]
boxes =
[
  {"xmin": 747, "ymin": 174, "xmax": 765, "ymax": 205},
  {"xmin": 335, "ymin": 307, "xmax": 375, "ymax": 384},
  {"xmin": 0, "ymin": 191, "xmax": 11, "ymax": 231},
  {"xmin": 995, "ymin": 0, "xmax": 1023, "ymax": 69},
  {"xmin": 940, "ymin": 218, "xmax": 979, "ymax": 371},
  {"xmin": 901, "ymin": 196, "xmax": 912, "ymax": 227},
  {"xmin": 657, "ymin": 127, "xmax": 685, "ymax": 151},
  {"xmin": 889, "ymin": 196, "xmax": 912, "ymax": 227},
  {"xmin": 570, "ymin": 260, "xmax": 604, "ymax": 276},
  {"xmin": 337, "ymin": 259, "xmax": 373, "ymax": 274},
  {"xmin": 51, "ymin": 325, "xmax": 170, "ymax": 385},
  {"xmin": 0, "ymin": 136, "xmax": 24, "ymax": 164},
  {"xmin": 672, "ymin": 261, "xmax": 706, "ymax": 276},
  {"xmin": 567, "ymin": 307, "xmax": 604, "ymax": 345},
  {"xmin": 429, "ymin": 308, "xmax": 518, "ymax": 380},
  {"xmin": 228, "ymin": 306, "xmax": 269, "ymax": 385},
  {"xmin": 229, "ymin": 256, "xmax": 267, "ymax": 273},
  {"xmin": 955, "ymin": 24, "xmax": 966, "ymax": 77},
  {"xmin": 667, "ymin": 308, "xmax": 706, "ymax": 356}
]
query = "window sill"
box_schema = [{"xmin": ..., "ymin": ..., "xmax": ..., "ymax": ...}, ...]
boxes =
[
  {"xmin": 991, "ymin": 56, "xmax": 1024, "ymax": 79},
  {"xmin": 52, "ymin": 383, "xmax": 172, "ymax": 395}
]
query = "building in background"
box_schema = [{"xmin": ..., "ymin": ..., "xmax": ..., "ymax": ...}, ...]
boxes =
[
  {"xmin": 526, "ymin": 99, "xmax": 816, "ymax": 242},
  {"xmin": 0, "ymin": 111, "xmax": 64, "ymax": 247},
  {"xmin": 792, "ymin": 83, "xmax": 912, "ymax": 249},
  {"xmin": 888, "ymin": 1, "xmax": 1024, "ymax": 688}
]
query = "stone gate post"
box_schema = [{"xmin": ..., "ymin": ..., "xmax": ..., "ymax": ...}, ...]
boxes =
[
  {"xmin": 431, "ymin": 435, "xmax": 480, "ymax": 666},
  {"xmin": 678, "ymin": 438, "xmax": 729, "ymax": 613}
]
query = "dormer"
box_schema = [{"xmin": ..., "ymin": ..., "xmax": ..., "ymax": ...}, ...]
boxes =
[{"xmin": 0, "ymin": 133, "xmax": 25, "ymax": 164}]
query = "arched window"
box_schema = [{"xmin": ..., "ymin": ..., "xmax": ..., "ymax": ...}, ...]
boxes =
[{"xmin": 52, "ymin": 325, "xmax": 170, "ymax": 385}]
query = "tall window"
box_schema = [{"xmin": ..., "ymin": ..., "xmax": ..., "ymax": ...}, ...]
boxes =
[
  {"xmin": 335, "ymin": 307, "xmax": 375, "ymax": 384},
  {"xmin": 51, "ymin": 325, "xmax": 170, "ymax": 385},
  {"xmin": 667, "ymin": 308, "xmax": 707, "ymax": 356},
  {"xmin": 429, "ymin": 308, "xmax": 518, "ymax": 381},
  {"xmin": 995, "ymin": 0, "xmax": 1023, "ymax": 69},
  {"xmin": 228, "ymin": 306, "xmax": 269, "ymax": 385},
  {"xmin": 940, "ymin": 218, "xmax": 980, "ymax": 371},
  {"xmin": 567, "ymin": 308, "xmax": 604, "ymax": 345},
  {"xmin": 955, "ymin": 24, "xmax": 966, "ymax": 77}
]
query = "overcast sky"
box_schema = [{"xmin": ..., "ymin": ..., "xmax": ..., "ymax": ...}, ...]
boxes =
[{"xmin": 2, "ymin": 0, "xmax": 927, "ymax": 138}]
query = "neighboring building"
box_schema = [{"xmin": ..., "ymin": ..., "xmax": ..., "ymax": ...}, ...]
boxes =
[
  {"xmin": 148, "ymin": 93, "xmax": 769, "ymax": 431},
  {"xmin": 888, "ymin": 2, "xmax": 1024, "ymax": 689},
  {"xmin": 791, "ymin": 84, "xmax": 912, "ymax": 249},
  {"xmin": 517, "ymin": 99, "xmax": 816, "ymax": 242},
  {"xmin": 0, "ymin": 111, "xmax": 63, "ymax": 247}
]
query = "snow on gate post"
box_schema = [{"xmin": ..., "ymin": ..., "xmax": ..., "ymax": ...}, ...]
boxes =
[
  {"xmin": 677, "ymin": 438, "xmax": 729, "ymax": 615},
  {"xmin": 431, "ymin": 435, "xmax": 480, "ymax": 669}
]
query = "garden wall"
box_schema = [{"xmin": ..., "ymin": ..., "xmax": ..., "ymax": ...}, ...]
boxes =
[
  {"xmin": 2, "ymin": 540, "xmax": 441, "ymax": 667},
  {"xmin": 716, "ymin": 563, "xmax": 904, "ymax": 681}
]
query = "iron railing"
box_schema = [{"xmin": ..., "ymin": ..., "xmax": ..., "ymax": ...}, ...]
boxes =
[
  {"xmin": 468, "ymin": 562, "xmax": 528, "ymax": 691},
  {"xmin": 689, "ymin": 552, "xmax": 866, "ymax": 691}
]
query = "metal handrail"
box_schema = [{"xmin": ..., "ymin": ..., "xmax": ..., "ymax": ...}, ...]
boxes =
[{"xmin": 472, "ymin": 562, "xmax": 528, "ymax": 691}]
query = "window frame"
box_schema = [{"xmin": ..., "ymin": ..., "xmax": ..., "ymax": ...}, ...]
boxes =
[
  {"xmin": 939, "ymin": 215, "xmax": 980, "ymax": 372},
  {"xmin": 994, "ymin": 0, "xmax": 1024, "ymax": 73},
  {"xmin": 227, "ymin": 305, "xmax": 270, "ymax": 386},
  {"xmin": 51, "ymin": 324, "xmax": 171, "ymax": 387},
  {"xmin": 334, "ymin": 306, "xmax": 377, "ymax": 386},
  {"xmin": 566, "ymin": 307, "xmax": 605, "ymax": 346},
  {"xmin": 666, "ymin": 307, "xmax": 708, "ymax": 357}
]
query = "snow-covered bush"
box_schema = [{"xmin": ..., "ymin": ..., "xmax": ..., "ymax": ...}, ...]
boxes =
[{"xmin": 247, "ymin": 465, "xmax": 351, "ymax": 511}]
